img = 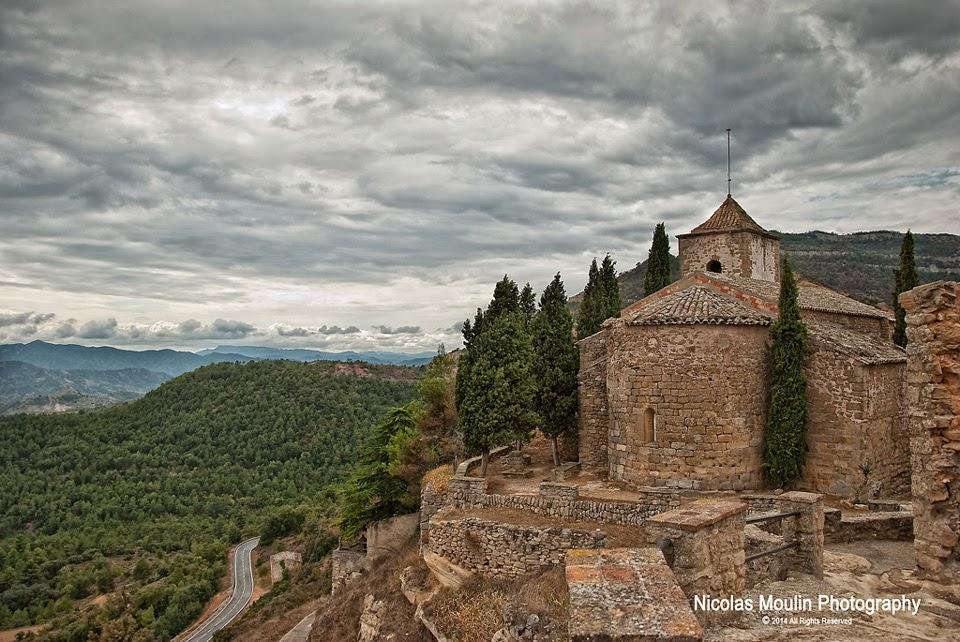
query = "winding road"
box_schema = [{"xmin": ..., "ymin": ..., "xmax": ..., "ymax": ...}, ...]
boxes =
[{"xmin": 179, "ymin": 536, "xmax": 260, "ymax": 642}]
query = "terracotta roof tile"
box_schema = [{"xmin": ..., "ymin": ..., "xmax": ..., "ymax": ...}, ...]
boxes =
[
  {"xmin": 627, "ymin": 285, "xmax": 772, "ymax": 326},
  {"xmin": 807, "ymin": 320, "xmax": 906, "ymax": 365},
  {"xmin": 688, "ymin": 195, "xmax": 770, "ymax": 235},
  {"xmin": 702, "ymin": 273, "xmax": 889, "ymax": 319}
]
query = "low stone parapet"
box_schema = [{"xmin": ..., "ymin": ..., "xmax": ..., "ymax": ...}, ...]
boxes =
[
  {"xmin": 565, "ymin": 548, "xmax": 703, "ymax": 641},
  {"xmin": 777, "ymin": 491, "xmax": 824, "ymax": 579},
  {"xmin": 645, "ymin": 498, "xmax": 747, "ymax": 621},
  {"xmin": 426, "ymin": 513, "xmax": 606, "ymax": 580},
  {"xmin": 538, "ymin": 481, "xmax": 579, "ymax": 501}
]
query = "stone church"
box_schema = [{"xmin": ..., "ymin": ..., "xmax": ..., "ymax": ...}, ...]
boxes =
[{"xmin": 578, "ymin": 195, "xmax": 909, "ymax": 497}]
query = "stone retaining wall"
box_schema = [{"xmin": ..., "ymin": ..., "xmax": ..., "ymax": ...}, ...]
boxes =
[
  {"xmin": 427, "ymin": 514, "xmax": 607, "ymax": 579},
  {"xmin": 445, "ymin": 476, "xmax": 682, "ymax": 526}
]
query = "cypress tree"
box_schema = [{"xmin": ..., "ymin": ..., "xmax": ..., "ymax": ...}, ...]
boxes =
[
  {"xmin": 644, "ymin": 223, "xmax": 672, "ymax": 296},
  {"xmin": 599, "ymin": 254, "xmax": 622, "ymax": 319},
  {"xmin": 533, "ymin": 274, "xmax": 580, "ymax": 467},
  {"xmin": 893, "ymin": 230, "xmax": 919, "ymax": 348},
  {"xmin": 456, "ymin": 275, "xmax": 538, "ymax": 476},
  {"xmin": 576, "ymin": 259, "xmax": 602, "ymax": 338},
  {"xmin": 457, "ymin": 310, "xmax": 538, "ymax": 476},
  {"xmin": 763, "ymin": 258, "xmax": 809, "ymax": 488}
]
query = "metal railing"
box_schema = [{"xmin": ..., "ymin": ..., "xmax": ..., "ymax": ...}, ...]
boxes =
[
  {"xmin": 745, "ymin": 509, "xmax": 800, "ymax": 525},
  {"xmin": 744, "ymin": 510, "xmax": 802, "ymax": 562}
]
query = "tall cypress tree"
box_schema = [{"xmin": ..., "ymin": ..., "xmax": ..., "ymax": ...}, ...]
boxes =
[
  {"xmin": 644, "ymin": 223, "xmax": 672, "ymax": 296},
  {"xmin": 599, "ymin": 254, "xmax": 622, "ymax": 319},
  {"xmin": 763, "ymin": 258, "xmax": 809, "ymax": 488},
  {"xmin": 533, "ymin": 274, "xmax": 579, "ymax": 467},
  {"xmin": 576, "ymin": 259, "xmax": 601, "ymax": 338},
  {"xmin": 893, "ymin": 230, "xmax": 919, "ymax": 348},
  {"xmin": 458, "ymin": 309, "xmax": 538, "ymax": 476},
  {"xmin": 457, "ymin": 275, "xmax": 538, "ymax": 476}
]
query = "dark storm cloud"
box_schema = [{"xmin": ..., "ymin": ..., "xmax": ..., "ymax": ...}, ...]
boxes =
[
  {"xmin": 372, "ymin": 325, "xmax": 422, "ymax": 335},
  {"xmin": 0, "ymin": 1, "xmax": 957, "ymax": 349}
]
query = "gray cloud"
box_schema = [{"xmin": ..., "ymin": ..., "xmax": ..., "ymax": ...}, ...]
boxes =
[
  {"xmin": 372, "ymin": 325, "xmax": 422, "ymax": 335},
  {"xmin": 75, "ymin": 318, "xmax": 119, "ymax": 339},
  {"xmin": 0, "ymin": 1, "xmax": 957, "ymax": 351}
]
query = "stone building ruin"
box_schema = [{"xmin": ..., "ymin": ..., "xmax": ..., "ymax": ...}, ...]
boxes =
[{"xmin": 579, "ymin": 194, "xmax": 910, "ymax": 497}]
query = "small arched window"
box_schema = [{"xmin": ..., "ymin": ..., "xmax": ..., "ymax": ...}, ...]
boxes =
[
  {"xmin": 642, "ymin": 407, "xmax": 656, "ymax": 444},
  {"xmin": 706, "ymin": 260, "xmax": 722, "ymax": 273}
]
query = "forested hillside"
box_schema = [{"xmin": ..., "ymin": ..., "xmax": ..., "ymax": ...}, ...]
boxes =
[
  {"xmin": 0, "ymin": 361, "xmax": 170, "ymax": 415},
  {"xmin": 0, "ymin": 360, "xmax": 417, "ymax": 640}
]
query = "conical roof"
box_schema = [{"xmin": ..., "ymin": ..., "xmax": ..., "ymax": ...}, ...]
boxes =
[{"xmin": 688, "ymin": 195, "xmax": 770, "ymax": 235}]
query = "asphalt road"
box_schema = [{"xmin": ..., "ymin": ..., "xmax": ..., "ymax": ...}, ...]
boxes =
[{"xmin": 180, "ymin": 536, "xmax": 260, "ymax": 642}]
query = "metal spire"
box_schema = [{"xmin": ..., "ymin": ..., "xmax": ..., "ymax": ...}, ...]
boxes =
[{"xmin": 726, "ymin": 128, "xmax": 732, "ymax": 196}]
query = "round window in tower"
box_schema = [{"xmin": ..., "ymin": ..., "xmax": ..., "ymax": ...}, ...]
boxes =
[{"xmin": 706, "ymin": 260, "xmax": 722, "ymax": 273}]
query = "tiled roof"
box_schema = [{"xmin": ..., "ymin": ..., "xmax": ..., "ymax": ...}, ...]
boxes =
[
  {"xmin": 687, "ymin": 195, "xmax": 771, "ymax": 236},
  {"xmin": 627, "ymin": 285, "xmax": 772, "ymax": 326},
  {"xmin": 807, "ymin": 320, "xmax": 906, "ymax": 365},
  {"xmin": 702, "ymin": 273, "xmax": 889, "ymax": 319}
]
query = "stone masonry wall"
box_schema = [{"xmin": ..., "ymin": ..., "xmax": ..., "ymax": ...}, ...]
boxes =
[
  {"xmin": 678, "ymin": 230, "xmax": 779, "ymax": 282},
  {"xmin": 645, "ymin": 499, "xmax": 747, "ymax": 623},
  {"xmin": 578, "ymin": 330, "xmax": 610, "ymax": 473},
  {"xmin": 900, "ymin": 281, "xmax": 960, "ymax": 581},
  {"xmin": 427, "ymin": 513, "xmax": 607, "ymax": 579},
  {"xmin": 444, "ymin": 477, "xmax": 681, "ymax": 526},
  {"xmin": 804, "ymin": 309, "xmax": 890, "ymax": 340},
  {"xmin": 604, "ymin": 323, "xmax": 768, "ymax": 490},
  {"xmin": 803, "ymin": 348, "xmax": 908, "ymax": 496}
]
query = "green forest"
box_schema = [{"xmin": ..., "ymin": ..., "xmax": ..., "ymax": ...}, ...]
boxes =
[{"xmin": 0, "ymin": 360, "xmax": 417, "ymax": 640}]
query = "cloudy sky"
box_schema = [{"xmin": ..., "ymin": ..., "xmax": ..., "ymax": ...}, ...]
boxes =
[{"xmin": 1, "ymin": 1, "xmax": 958, "ymax": 352}]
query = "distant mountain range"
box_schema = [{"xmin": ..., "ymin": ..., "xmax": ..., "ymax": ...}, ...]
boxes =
[
  {"xmin": 0, "ymin": 361, "xmax": 170, "ymax": 414},
  {"xmin": 572, "ymin": 230, "xmax": 959, "ymax": 311},
  {"xmin": 0, "ymin": 340, "xmax": 435, "ymax": 414},
  {"xmin": 198, "ymin": 344, "xmax": 435, "ymax": 367}
]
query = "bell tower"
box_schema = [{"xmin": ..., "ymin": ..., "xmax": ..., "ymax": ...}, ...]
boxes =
[{"xmin": 676, "ymin": 195, "xmax": 780, "ymax": 281}]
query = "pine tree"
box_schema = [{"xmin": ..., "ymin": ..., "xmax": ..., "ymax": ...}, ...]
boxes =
[
  {"xmin": 532, "ymin": 274, "xmax": 579, "ymax": 467},
  {"xmin": 520, "ymin": 282, "xmax": 537, "ymax": 323},
  {"xmin": 599, "ymin": 254, "xmax": 622, "ymax": 319},
  {"xmin": 893, "ymin": 230, "xmax": 919, "ymax": 348},
  {"xmin": 763, "ymin": 258, "xmax": 809, "ymax": 488},
  {"xmin": 576, "ymin": 258, "xmax": 602, "ymax": 338},
  {"xmin": 644, "ymin": 223, "xmax": 672, "ymax": 296},
  {"xmin": 457, "ymin": 310, "xmax": 538, "ymax": 476},
  {"xmin": 488, "ymin": 275, "xmax": 520, "ymax": 320}
]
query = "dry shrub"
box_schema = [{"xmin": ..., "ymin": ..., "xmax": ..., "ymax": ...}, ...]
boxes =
[
  {"xmin": 422, "ymin": 463, "xmax": 454, "ymax": 493},
  {"xmin": 429, "ymin": 577, "xmax": 507, "ymax": 642},
  {"xmin": 517, "ymin": 566, "xmax": 568, "ymax": 619}
]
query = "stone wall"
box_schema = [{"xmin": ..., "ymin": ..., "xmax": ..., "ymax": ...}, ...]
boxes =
[
  {"xmin": 602, "ymin": 323, "xmax": 769, "ymax": 490},
  {"xmin": 825, "ymin": 511, "xmax": 914, "ymax": 544},
  {"xmin": 678, "ymin": 229, "xmax": 779, "ymax": 282},
  {"xmin": 427, "ymin": 513, "xmax": 606, "ymax": 579},
  {"xmin": 577, "ymin": 330, "xmax": 610, "ymax": 473},
  {"xmin": 645, "ymin": 499, "xmax": 747, "ymax": 622},
  {"xmin": 900, "ymin": 281, "xmax": 960, "ymax": 581},
  {"xmin": 269, "ymin": 551, "xmax": 302, "ymax": 583},
  {"xmin": 803, "ymin": 348, "xmax": 908, "ymax": 496},
  {"xmin": 331, "ymin": 548, "xmax": 366, "ymax": 595},
  {"xmin": 804, "ymin": 309, "xmax": 891, "ymax": 340},
  {"xmin": 566, "ymin": 548, "xmax": 703, "ymax": 642},
  {"xmin": 443, "ymin": 477, "xmax": 682, "ymax": 526}
]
